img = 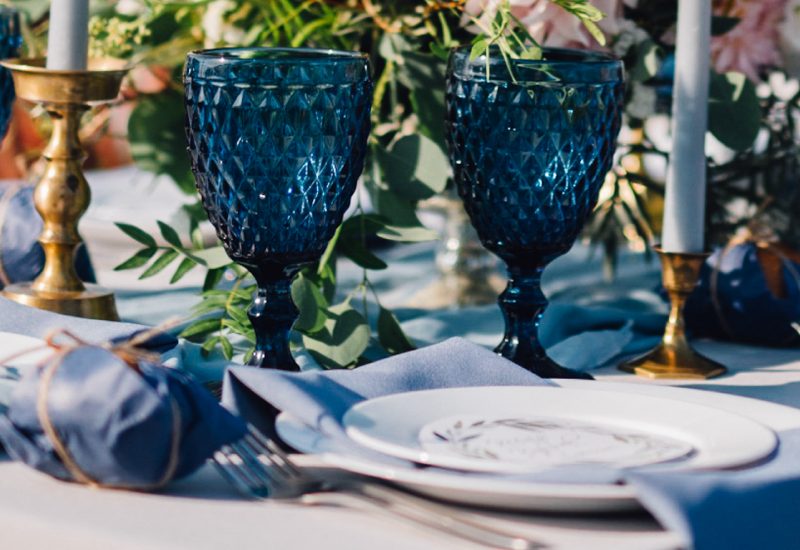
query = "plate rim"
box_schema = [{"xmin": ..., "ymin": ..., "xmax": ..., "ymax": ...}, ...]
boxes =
[{"xmin": 341, "ymin": 385, "xmax": 777, "ymax": 474}]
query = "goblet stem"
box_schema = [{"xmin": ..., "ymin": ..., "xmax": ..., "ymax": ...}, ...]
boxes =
[
  {"xmin": 496, "ymin": 265, "xmax": 593, "ymax": 380},
  {"xmin": 247, "ymin": 277, "xmax": 300, "ymax": 371}
]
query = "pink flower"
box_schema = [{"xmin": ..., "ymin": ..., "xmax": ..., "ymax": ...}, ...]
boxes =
[
  {"xmin": 711, "ymin": 0, "xmax": 787, "ymax": 82},
  {"xmin": 461, "ymin": 0, "xmax": 628, "ymax": 50}
]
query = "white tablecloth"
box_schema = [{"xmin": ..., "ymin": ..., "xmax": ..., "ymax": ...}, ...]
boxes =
[{"xmin": 2, "ymin": 167, "xmax": 799, "ymax": 549}]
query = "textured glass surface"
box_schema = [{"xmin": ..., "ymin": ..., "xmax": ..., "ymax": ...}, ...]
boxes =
[
  {"xmin": 446, "ymin": 47, "xmax": 624, "ymax": 378},
  {"xmin": 0, "ymin": 7, "xmax": 21, "ymax": 140},
  {"xmin": 185, "ymin": 48, "xmax": 372, "ymax": 370}
]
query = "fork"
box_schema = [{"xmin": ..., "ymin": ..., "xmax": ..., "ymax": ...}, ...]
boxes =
[{"xmin": 211, "ymin": 425, "xmax": 547, "ymax": 550}]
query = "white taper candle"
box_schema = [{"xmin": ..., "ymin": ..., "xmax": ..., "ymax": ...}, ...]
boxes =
[
  {"xmin": 661, "ymin": 0, "xmax": 712, "ymax": 253},
  {"xmin": 46, "ymin": 0, "xmax": 89, "ymax": 70}
]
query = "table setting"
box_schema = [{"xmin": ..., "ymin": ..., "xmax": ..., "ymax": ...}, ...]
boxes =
[{"xmin": 1, "ymin": 1, "xmax": 800, "ymax": 549}]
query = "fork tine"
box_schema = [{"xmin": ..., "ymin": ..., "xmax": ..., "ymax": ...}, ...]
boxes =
[
  {"xmin": 247, "ymin": 424, "xmax": 304, "ymax": 477},
  {"xmin": 219, "ymin": 445, "xmax": 272, "ymax": 498},
  {"xmin": 242, "ymin": 434, "xmax": 295, "ymax": 483},
  {"xmin": 230, "ymin": 440, "xmax": 282, "ymax": 488},
  {"xmin": 212, "ymin": 449, "xmax": 270, "ymax": 499}
]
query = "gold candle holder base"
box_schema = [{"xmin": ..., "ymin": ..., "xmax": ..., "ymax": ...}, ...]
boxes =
[
  {"xmin": 0, "ymin": 58, "xmax": 129, "ymax": 321},
  {"xmin": 619, "ymin": 248, "xmax": 727, "ymax": 380}
]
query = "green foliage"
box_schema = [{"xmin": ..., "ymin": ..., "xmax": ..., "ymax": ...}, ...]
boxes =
[{"xmin": 709, "ymin": 72, "xmax": 761, "ymax": 152}]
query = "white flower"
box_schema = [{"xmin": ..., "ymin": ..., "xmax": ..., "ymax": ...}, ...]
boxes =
[
  {"xmin": 202, "ymin": 0, "xmax": 245, "ymax": 48},
  {"xmin": 116, "ymin": 0, "xmax": 146, "ymax": 17}
]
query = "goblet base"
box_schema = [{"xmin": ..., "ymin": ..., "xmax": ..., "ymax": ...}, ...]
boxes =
[
  {"xmin": 3, "ymin": 282, "xmax": 119, "ymax": 321},
  {"xmin": 496, "ymin": 345, "xmax": 594, "ymax": 380}
]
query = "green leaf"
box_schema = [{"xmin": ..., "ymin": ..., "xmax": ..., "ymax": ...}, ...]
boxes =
[
  {"xmin": 115, "ymin": 223, "xmax": 157, "ymax": 248},
  {"xmin": 377, "ymin": 307, "xmax": 415, "ymax": 355},
  {"xmin": 410, "ymin": 86, "xmax": 446, "ymax": 150},
  {"xmin": 711, "ymin": 16, "xmax": 740, "ymax": 36},
  {"xmin": 170, "ymin": 257, "xmax": 197, "ymax": 284},
  {"xmin": 220, "ymin": 336, "xmax": 234, "ymax": 360},
  {"xmin": 302, "ymin": 302, "xmax": 370, "ymax": 369},
  {"xmin": 140, "ymin": 249, "xmax": 180, "ymax": 279},
  {"xmin": 376, "ymin": 224, "xmax": 437, "ymax": 243},
  {"xmin": 291, "ymin": 273, "xmax": 328, "ymax": 333},
  {"xmin": 128, "ymin": 91, "xmax": 195, "ymax": 194},
  {"xmin": 708, "ymin": 71, "xmax": 761, "ymax": 151},
  {"xmin": 114, "ymin": 247, "xmax": 157, "ymax": 271},
  {"xmin": 629, "ymin": 40, "xmax": 660, "ymax": 82},
  {"xmin": 470, "ymin": 38, "xmax": 488, "ymax": 61},
  {"xmin": 181, "ymin": 317, "xmax": 223, "ymax": 340},
  {"xmin": 376, "ymin": 135, "xmax": 449, "ymax": 201},
  {"xmin": 203, "ymin": 268, "xmax": 226, "ymax": 292},
  {"xmin": 338, "ymin": 238, "xmax": 388, "ymax": 270},
  {"xmin": 187, "ymin": 246, "xmax": 233, "ymax": 269},
  {"xmin": 158, "ymin": 221, "xmax": 183, "ymax": 249}
]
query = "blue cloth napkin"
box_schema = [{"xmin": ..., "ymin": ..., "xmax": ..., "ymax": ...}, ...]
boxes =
[
  {"xmin": 0, "ymin": 186, "xmax": 95, "ymax": 288},
  {"xmin": 685, "ymin": 243, "xmax": 800, "ymax": 347},
  {"xmin": 0, "ymin": 345, "xmax": 246, "ymax": 488},
  {"xmin": 222, "ymin": 337, "xmax": 800, "ymax": 550},
  {"xmin": 0, "ymin": 297, "xmax": 177, "ymax": 351},
  {"xmin": 399, "ymin": 303, "xmax": 665, "ymax": 372}
]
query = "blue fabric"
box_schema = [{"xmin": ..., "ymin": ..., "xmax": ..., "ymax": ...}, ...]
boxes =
[
  {"xmin": 0, "ymin": 345, "xmax": 246, "ymax": 488},
  {"xmin": 0, "ymin": 186, "xmax": 96, "ymax": 288},
  {"xmin": 0, "ymin": 296, "xmax": 176, "ymax": 351},
  {"xmin": 685, "ymin": 243, "xmax": 800, "ymax": 347},
  {"xmin": 222, "ymin": 337, "xmax": 800, "ymax": 550}
]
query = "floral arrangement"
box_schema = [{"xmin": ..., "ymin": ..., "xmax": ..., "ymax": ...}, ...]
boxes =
[{"xmin": 4, "ymin": 0, "xmax": 800, "ymax": 361}]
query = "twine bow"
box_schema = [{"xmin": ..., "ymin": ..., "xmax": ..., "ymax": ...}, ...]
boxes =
[{"xmin": 1, "ymin": 319, "xmax": 184, "ymax": 490}]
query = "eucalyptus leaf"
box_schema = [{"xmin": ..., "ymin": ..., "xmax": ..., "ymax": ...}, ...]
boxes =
[
  {"xmin": 708, "ymin": 71, "xmax": 760, "ymax": 151},
  {"xmin": 158, "ymin": 221, "xmax": 183, "ymax": 249},
  {"xmin": 140, "ymin": 249, "xmax": 180, "ymax": 279},
  {"xmin": 114, "ymin": 247, "xmax": 157, "ymax": 271},
  {"xmin": 292, "ymin": 273, "xmax": 328, "ymax": 333},
  {"xmin": 377, "ymin": 307, "xmax": 415, "ymax": 355},
  {"xmin": 115, "ymin": 223, "xmax": 157, "ymax": 248},
  {"xmin": 128, "ymin": 91, "xmax": 195, "ymax": 194},
  {"xmin": 302, "ymin": 303, "xmax": 370, "ymax": 369},
  {"xmin": 170, "ymin": 257, "xmax": 197, "ymax": 284},
  {"xmin": 181, "ymin": 317, "xmax": 223, "ymax": 340},
  {"xmin": 188, "ymin": 246, "xmax": 234, "ymax": 269},
  {"xmin": 377, "ymin": 135, "xmax": 449, "ymax": 201}
]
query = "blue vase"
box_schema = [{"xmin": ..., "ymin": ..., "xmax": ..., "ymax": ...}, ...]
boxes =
[
  {"xmin": 184, "ymin": 48, "xmax": 372, "ymax": 370},
  {"xmin": 0, "ymin": 7, "xmax": 21, "ymax": 140},
  {"xmin": 446, "ymin": 47, "xmax": 624, "ymax": 378}
]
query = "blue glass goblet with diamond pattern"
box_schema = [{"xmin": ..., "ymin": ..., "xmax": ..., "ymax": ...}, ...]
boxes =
[
  {"xmin": 184, "ymin": 48, "xmax": 372, "ymax": 370},
  {"xmin": 0, "ymin": 7, "xmax": 21, "ymax": 140},
  {"xmin": 446, "ymin": 47, "xmax": 624, "ymax": 379}
]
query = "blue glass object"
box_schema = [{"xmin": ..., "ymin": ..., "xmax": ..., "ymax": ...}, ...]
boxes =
[
  {"xmin": 446, "ymin": 47, "xmax": 624, "ymax": 379},
  {"xmin": 184, "ymin": 48, "xmax": 372, "ymax": 370},
  {"xmin": 0, "ymin": 7, "xmax": 21, "ymax": 140}
]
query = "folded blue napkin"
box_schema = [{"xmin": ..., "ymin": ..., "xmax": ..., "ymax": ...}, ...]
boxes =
[
  {"xmin": 398, "ymin": 303, "xmax": 665, "ymax": 372},
  {"xmin": 0, "ymin": 344, "xmax": 246, "ymax": 488},
  {"xmin": 222, "ymin": 337, "xmax": 800, "ymax": 550},
  {"xmin": 685, "ymin": 242, "xmax": 800, "ymax": 347},
  {"xmin": 0, "ymin": 296, "xmax": 176, "ymax": 351},
  {"xmin": 0, "ymin": 186, "xmax": 95, "ymax": 288}
]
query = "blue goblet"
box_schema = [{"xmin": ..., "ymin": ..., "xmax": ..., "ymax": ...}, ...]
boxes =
[
  {"xmin": 446, "ymin": 47, "xmax": 624, "ymax": 379},
  {"xmin": 0, "ymin": 6, "xmax": 21, "ymax": 139},
  {"xmin": 184, "ymin": 48, "xmax": 372, "ymax": 370}
]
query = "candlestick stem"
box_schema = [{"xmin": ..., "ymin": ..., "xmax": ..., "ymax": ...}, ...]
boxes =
[
  {"xmin": 0, "ymin": 58, "xmax": 129, "ymax": 320},
  {"xmin": 619, "ymin": 248, "xmax": 727, "ymax": 379}
]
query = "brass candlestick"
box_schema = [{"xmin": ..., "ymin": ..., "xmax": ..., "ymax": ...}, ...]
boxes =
[
  {"xmin": 0, "ymin": 58, "xmax": 129, "ymax": 321},
  {"xmin": 619, "ymin": 247, "xmax": 727, "ymax": 379}
]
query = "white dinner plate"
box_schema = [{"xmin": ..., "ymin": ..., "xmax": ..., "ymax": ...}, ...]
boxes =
[
  {"xmin": 342, "ymin": 386, "xmax": 776, "ymax": 474},
  {"xmin": 276, "ymin": 382, "xmax": 790, "ymax": 513}
]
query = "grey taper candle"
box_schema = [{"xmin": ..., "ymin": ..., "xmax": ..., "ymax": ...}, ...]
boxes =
[{"xmin": 46, "ymin": 0, "xmax": 89, "ymax": 71}]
